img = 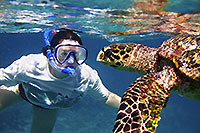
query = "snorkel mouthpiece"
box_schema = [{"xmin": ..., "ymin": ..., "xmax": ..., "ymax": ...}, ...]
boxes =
[
  {"xmin": 61, "ymin": 66, "xmax": 76, "ymax": 77},
  {"xmin": 43, "ymin": 29, "xmax": 77, "ymax": 77}
]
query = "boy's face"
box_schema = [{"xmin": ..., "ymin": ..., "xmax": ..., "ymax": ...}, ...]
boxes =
[{"xmin": 54, "ymin": 39, "xmax": 87, "ymax": 69}]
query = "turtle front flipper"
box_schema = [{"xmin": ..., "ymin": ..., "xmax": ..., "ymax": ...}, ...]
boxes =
[{"xmin": 113, "ymin": 67, "xmax": 179, "ymax": 133}]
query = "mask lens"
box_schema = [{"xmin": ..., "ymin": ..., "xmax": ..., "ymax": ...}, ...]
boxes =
[
  {"xmin": 75, "ymin": 48, "xmax": 87, "ymax": 64},
  {"xmin": 55, "ymin": 45, "xmax": 87, "ymax": 65}
]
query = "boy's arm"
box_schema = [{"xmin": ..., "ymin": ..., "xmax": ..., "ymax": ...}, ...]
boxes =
[{"xmin": 102, "ymin": 91, "xmax": 121, "ymax": 109}]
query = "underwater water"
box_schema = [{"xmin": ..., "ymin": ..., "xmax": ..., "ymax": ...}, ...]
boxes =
[
  {"xmin": 0, "ymin": 0, "xmax": 200, "ymax": 133},
  {"xmin": 0, "ymin": 33, "xmax": 200, "ymax": 133}
]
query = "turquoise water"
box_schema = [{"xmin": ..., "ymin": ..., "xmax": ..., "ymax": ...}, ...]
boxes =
[{"xmin": 0, "ymin": 0, "xmax": 200, "ymax": 133}]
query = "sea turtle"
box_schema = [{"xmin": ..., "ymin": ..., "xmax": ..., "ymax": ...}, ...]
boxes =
[{"xmin": 96, "ymin": 33, "xmax": 200, "ymax": 133}]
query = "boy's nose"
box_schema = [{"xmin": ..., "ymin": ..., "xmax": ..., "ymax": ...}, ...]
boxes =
[{"xmin": 67, "ymin": 55, "xmax": 75, "ymax": 64}]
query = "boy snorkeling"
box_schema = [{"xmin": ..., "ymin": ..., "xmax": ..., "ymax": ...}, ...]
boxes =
[{"xmin": 0, "ymin": 28, "xmax": 121, "ymax": 132}]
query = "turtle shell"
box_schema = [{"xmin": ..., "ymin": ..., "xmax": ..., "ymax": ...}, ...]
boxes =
[{"xmin": 158, "ymin": 34, "xmax": 200, "ymax": 81}]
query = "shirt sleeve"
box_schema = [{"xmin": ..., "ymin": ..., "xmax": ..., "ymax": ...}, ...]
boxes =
[
  {"xmin": 0, "ymin": 57, "xmax": 25, "ymax": 87},
  {"xmin": 86, "ymin": 66, "xmax": 109, "ymax": 101}
]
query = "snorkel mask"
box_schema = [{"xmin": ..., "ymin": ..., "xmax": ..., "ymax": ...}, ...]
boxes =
[{"xmin": 43, "ymin": 29, "xmax": 88, "ymax": 77}]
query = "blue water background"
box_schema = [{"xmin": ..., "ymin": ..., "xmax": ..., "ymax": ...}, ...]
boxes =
[{"xmin": 0, "ymin": 33, "xmax": 199, "ymax": 133}]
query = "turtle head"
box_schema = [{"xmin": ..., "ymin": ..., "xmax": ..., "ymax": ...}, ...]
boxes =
[
  {"xmin": 97, "ymin": 43, "xmax": 135, "ymax": 72},
  {"xmin": 97, "ymin": 43, "xmax": 158, "ymax": 74}
]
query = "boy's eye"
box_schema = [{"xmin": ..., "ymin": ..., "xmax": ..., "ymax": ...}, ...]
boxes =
[
  {"xmin": 74, "ymin": 52, "xmax": 80, "ymax": 57},
  {"xmin": 60, "ymin": 51, "xmax": 68, "ymax": 56}
]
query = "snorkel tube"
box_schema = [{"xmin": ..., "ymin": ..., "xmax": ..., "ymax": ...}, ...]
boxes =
[{"xmin": 43, "ymin": 29, "xmax": 76, "ymax": 77}]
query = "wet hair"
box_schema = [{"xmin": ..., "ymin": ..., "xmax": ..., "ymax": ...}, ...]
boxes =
[{"xmin": 42, "ymin": 28, "xmax": 83, "ymax": 56}]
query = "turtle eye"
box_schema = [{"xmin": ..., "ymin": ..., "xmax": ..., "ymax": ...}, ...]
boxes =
[{"xmin": 104, "ymin": 49, "xmax": 113, "ymax": 57}]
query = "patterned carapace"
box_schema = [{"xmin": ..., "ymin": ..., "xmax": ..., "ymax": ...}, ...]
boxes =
[{"xmin": 97, "ymin": 34, "xmax": 200, "ymax": 133}]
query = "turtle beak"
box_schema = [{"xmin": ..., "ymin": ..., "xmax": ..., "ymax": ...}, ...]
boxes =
[
  {"xmin": 97, "ymin": 47, "xmax": 114, "ymax": 64},
  {"xmin": 96, "ymin": 49, "xmax": 105, "ymax": 62}
]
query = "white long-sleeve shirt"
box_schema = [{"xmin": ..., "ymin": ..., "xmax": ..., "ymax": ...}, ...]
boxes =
[{"xmin": 0, "ymin": 53, "xmax": 109, "ymax": 109}]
